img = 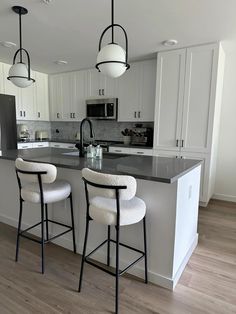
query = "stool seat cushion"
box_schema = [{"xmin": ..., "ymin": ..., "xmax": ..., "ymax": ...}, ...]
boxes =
[
  {"xmin": 89, "ymin": 196, "xmax": 146, "ymax": 226},
  {"xmin": 21, "ymin": 180, "xmax": 71, "ymax": 204}
]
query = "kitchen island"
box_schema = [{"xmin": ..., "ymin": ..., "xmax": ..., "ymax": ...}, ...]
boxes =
[{"xmin": 0, "ymin": 148, "xmax": 201, "ymax": 289}]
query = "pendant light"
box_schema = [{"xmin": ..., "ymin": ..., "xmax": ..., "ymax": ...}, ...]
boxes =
[
  {"xmin": 96, "ymin": 0, "xmax": 130, "ymax": 78},
  {"xmin": 7, "ymin": 6, "xmax": 35, "ymax": 88}
]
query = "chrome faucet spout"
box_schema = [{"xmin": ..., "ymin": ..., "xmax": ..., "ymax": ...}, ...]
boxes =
[{"xmin": 79, "ymin": 118, "xmax": 94, "ymax": 157}]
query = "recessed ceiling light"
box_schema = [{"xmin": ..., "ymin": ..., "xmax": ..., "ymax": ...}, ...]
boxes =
[
  {"xmin": 54, "ymin": 60, "xmax": 68, "ymax": 65},
  {"xmin": 0, "ymin": 41, "xmax": 17, "ymax": 48},
  {"xmin": 162, "ymin": 39, "xmax": 178, "ymax": 47}
]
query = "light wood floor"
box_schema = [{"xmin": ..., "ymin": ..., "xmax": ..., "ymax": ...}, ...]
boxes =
[{"xmin": 0, "ymin": 199, "xmax": 235, "ymax": 314}]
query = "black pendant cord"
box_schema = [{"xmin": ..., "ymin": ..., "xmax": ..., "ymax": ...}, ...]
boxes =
[
  {"xmin": 19, "ymin": 9, "xmax": 23, "ymax": 63},
  {"xmin": 111, "ymin": 0, "xmax": 114, "ymax": 43}
]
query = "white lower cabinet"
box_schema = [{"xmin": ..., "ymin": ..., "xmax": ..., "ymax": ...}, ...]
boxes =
[
  {"xmin": 109, "ymin": 146, "xmax": 153, "ymax": 156},
  {"xmin": 17, "ymin": 143, "xmax": 33, "ymax": 150},
  {"xmin": 153, "ymin": 149, "xmax": 209, "ymax": 204},
  {"xmin": 32, "ymin": 142, "xmax": 50, "ymax": 148}
]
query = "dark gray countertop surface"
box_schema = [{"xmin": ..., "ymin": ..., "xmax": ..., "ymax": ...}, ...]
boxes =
[{"xmin": 0, "ymin": 148, "xmax": 202, "ymax": 183}]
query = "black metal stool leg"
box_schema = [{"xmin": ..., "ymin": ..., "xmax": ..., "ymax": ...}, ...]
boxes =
[
  {"xmin": 45, "ymin": 204, "xmax": 49, "ymax": 241},
  {"xmin": 15, "ymin": 199, "xmax": 23, "ymax": 262},
  {"xmin": 78, "ymin": 217, "xmax": 90, "ymax": 292},
  {"xmin": 107, "ymin": 225, "xmax": 111, "ymax": 266},
  {"xmin": 41, "ymin": 202, "xmax": 45, "ymax": 274},
  {"xmin": 143, "ymin": 216, "xmax": 148, "ymax": 284},
  {"xmin": 115, "ymin": 225, "xmax": 120, "ymax": 314},
  {"xmin": 69, "ymin": 193, "xmax": 76, "ymax": 254}
]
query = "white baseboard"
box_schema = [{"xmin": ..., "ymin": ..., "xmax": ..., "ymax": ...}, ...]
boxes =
[
  {"xmin": 0, "ymin": 213, "xmax": 196, "ymax": 291},
  {"xmin": 212, "ymin": 193, "xmax": 236, "ymax": 203}
]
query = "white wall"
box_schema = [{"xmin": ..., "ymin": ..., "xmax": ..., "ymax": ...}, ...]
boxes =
[{"xmin": 214, "ymin": 47, "xmax": 236, "ymax": 202}]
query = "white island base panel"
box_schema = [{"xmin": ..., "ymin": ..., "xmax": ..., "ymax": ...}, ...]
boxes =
[{"xmin": 0, "ymin": 159, "xmax": 201, "ymax": 290}]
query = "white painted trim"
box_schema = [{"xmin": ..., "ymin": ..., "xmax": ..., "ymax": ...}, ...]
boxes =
[
  {"xmin": 0, "ymin": 212, "xmax": 198, "ymax": 291},
  {"xmin": 212, "ymin": 193, "xmax": 236, "ymax": 203}
]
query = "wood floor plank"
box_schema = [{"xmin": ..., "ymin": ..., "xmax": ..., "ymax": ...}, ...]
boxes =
[{"xmin": 0, "ymin": 199, "xmax": 236, "ymax": 313}]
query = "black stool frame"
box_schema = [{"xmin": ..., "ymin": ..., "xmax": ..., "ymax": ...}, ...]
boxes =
[
  {"xmin": 15, "ymin": 167, "xmax": 76, "ymax": 274},
  {"xmin": 78, "ymin": 177, "xmax": 148, "ymax": 314}
]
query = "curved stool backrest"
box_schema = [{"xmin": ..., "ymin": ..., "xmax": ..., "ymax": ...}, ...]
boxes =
[
  {"xmin": 15, "ymin": 158, "xmax": 57, "ymax": 184},
  {"xmin": 82, "ymin": 168, "xmax": 136, "ymax": 201}
]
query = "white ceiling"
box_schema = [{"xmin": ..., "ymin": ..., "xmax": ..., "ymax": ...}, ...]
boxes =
[{"xmin": 0, "ymin": 0, "xmax": 236, "ymax": 74}]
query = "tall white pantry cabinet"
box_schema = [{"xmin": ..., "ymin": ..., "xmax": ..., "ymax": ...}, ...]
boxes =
[{"xmin": 153, "ymin": 43, "xmax": 225, "ymax": 205}]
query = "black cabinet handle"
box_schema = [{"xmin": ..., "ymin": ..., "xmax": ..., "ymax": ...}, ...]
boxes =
[
  {"xmin": 20, "ymin": 111, "xmax": 22, "ymax": 117},
  {"xmin": 138, "ymin": 111, "xmax": 141, "ymax": 118},
  {"xmin": 38, "ymin": 112, "xmax": 40, "ymax": 118},
  {"xmin": 181, "ymin": 140, "xmax": 184, "ymax": 147},
  {"xmin": 57, "ymin": 113, "xmax": 60, "ymax": 119},
  {"xmin": 23, "ymin": 111, "xmax": 26, "ymax": 117},
  {"xmin": 176, "ymin": 139, "xmax": 179, "ymax": 147},
  {"xmin": 99, "ymin": 89, "xmax": 101, "ymax": 96},
  {"xmin": 102, "ymin": 89, "xmax": 105, "ymax": 96},
  {"xmin": 134, "ymin": 111, "xmax": 137, "ymax": 118}
]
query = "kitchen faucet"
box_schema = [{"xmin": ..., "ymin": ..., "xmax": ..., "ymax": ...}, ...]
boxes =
[{"xmin": 79, "ymin": 118, "xmax": 94, "ymax": 157}]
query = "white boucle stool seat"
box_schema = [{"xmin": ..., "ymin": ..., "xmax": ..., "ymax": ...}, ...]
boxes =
[
  {"xmin": 21, "ymin": 180, "xmax": 71, "ymax": 204},
  {"xmin": 90, "ymin": 196, "xmax": 146, "ymax": 226}
]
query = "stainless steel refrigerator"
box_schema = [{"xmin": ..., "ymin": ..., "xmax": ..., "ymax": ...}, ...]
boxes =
[{"xmin": 0, "ymin": 94, "xmax": 17, "ymax": 150}]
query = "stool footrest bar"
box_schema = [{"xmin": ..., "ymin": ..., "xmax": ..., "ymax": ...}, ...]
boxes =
[{"xmin": 84, "ymin": 238, "xmax": 146, "ymax": 277}]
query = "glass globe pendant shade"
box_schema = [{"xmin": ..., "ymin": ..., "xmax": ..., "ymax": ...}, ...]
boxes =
[
  {"xmin": 97, "ymin": 44, "xmax": 127, "ymax": 78},
  {"xmin": 8, "ymin": 63, "xmax": 33, "ymax": 88}
]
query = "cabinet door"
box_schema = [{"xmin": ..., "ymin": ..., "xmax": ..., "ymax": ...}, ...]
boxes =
[
  {"xmin": 61, "ymin": 73, "xmax": 73, "ymax": 121},
  {"xmin": 49, "ymin": 75, "xmax": 63, "ymax": 121},
  {"xmin": 104, "ymin": 76, "xmax": 118, "ymax": 97},
  {"xmin": 181, "ymin": 44, "xmax": 218, "ymax": 153},
  {"xmin": 117, "ymin": 62, "xmax": 141, "ymax": 122},
  {"xmin": 179, "ymin": 152, "xmax": 209, "ymax": 204},
  {"xmin": 139, "ymin": 59, "xmax": 156, "ymax": 122},
  {"xmin": 88, "ymin": 69, "xmax": 106, "ymax": 97},
  {"xmin": 71, "ymin": 71, "xmax": 88, "ymax": 121},
  {"xmin": 20, "ymin": 71, "xmax": 36, "ymax": 120},
  {"xmin": 35, "ymin": 72, "xmax": 49, "ymax": 121},
  {"xmin": 154, "ymin": 49, "xmax": 186, "ymax": 152},
  {"xmin": 2, "ymin": 63, "xmax": 22, "ymax": 119}
]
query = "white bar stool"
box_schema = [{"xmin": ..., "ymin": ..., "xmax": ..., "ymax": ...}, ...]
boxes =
[
  {"xmin": 15, "ymin": 158, "xmax": 76, "ymax": 274},
  {"xmin": 78, "ymin": 168, "xmax": 148, "ymax": 314}
]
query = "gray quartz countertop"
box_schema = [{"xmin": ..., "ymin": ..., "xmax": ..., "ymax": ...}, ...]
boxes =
[{"xmin": 0, "ymin": 148, "xmax": 202, "ymax": 183}]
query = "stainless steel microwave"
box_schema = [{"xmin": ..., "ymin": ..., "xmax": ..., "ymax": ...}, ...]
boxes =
[{"xmin": 86, "ymin": 98, "xmax": 118, "ymax": 120}]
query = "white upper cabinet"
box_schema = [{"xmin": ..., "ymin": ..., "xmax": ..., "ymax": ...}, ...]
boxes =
[
  {"xmin": 139, "ymin": 59, "xmax": 157, "ymax": 121},
  {"xmin": 35, "ymin": 71, "xmax": 49, "ymax": 121},
  {"xmin": 71, "ymin": 70, "xmax": 88, "ymax": 121},
  {"xmin": 154, "ymin": 43, "xmax": 221, "ymax": 154},
  {"xmin": 117, "ymin": 59, "xmax": 156, "ymax": 122},
  {"xmin": 117, "ymin": 62, "xmax": 141, "ymax": 121},
  {"xmin": 49, "ymin": 74, "xmax": 63, "ymax": 121},
  {"xmin": 181, "ymin": 44, "xmax": 218, "ymax": 153},
  {"xmin": 1, "ymin": 62, "xmax": 49, "ymax": 121},
  {"xmin": 50, "ymin": 71, "xmax": 88, "ymax": 122},
  {"xmin": 20, "ymin": 70, "xmax": 36, "ymax": 120},
  {"xmin": 87, "ymin": 69, "xmax": 118, "ymax": 98},
  {"xmin": 154, "ymin": 49, "xmax": 186, "ymax": 151}
]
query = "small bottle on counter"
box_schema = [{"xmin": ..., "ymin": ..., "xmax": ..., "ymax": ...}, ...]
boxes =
[
  {"xmin": 95, "ymin": 145, "xmax": 103, "ymax": 160},
  {"xmin": 87, "ymin": 144, "xmax": 95, "ymax": 158}
]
